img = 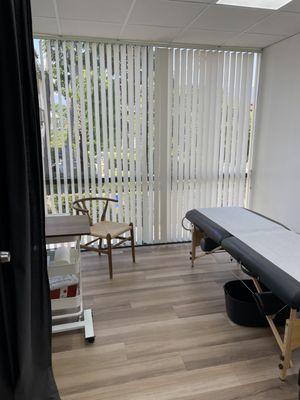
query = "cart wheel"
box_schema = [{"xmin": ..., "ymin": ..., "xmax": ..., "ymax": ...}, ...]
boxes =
[{"xmin": 86, "ymin": 336, "xmax": 95, "ymax": 343}]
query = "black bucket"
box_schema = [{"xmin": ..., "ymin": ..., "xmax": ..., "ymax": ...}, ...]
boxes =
[{"xmin": 224, "ymin": 280, "xmax": 290, "ymax": 327}]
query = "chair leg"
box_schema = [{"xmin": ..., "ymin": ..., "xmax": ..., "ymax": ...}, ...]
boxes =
[
  {"xmin": 98, "ymin": 238, "xmax": 102, "ymax": 256},
  {"xmin": 130, "ymin": 222, "xmax": 136, "ymax": 263},
  {"xmin": 107, "ymin": 234, "xmax": 113, "ymax": 279}
]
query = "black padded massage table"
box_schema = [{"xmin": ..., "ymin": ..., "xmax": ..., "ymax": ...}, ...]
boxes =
[{"xmin": 185, "ymin": 207, "xmax": 300, "ymax": 380}]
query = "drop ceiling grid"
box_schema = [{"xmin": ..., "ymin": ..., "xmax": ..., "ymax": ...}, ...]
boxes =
[{"xmin": 31, "ymin": 0, "xmax": 300, "ymax": 48}]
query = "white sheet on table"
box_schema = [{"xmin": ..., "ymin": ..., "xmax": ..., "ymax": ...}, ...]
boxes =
[
  {"xmin": 196, "ymin": 207, "xmax": 300, "ymax": 282},
  {"xmin": 197, "ymin": 207, "xmax": 287, "ymax": 236},
  {"xmin": 236, "ymin": 230, "xmax": 300, "ymax": 283}
]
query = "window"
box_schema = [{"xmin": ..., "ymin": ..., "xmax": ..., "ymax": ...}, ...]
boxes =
[{"xmin": 35, "ymin": 39, "xmax": 260, "ymax": 244}]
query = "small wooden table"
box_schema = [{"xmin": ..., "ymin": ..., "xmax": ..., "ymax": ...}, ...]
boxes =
[
  {"xmin": 45, "ymin": 215, "xmax": 90, "ymax": 241},
  {"xmin": 45, "ymin": 215, "xmax": 95, "ymax": 342}
]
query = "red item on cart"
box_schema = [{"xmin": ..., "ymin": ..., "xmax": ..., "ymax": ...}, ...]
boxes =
[
  {"xmin": 49, "ymin": 274, "xmax": 78, "ymax": 299},
  {"xmin": 50, "ymin": 285, "xmax": 78, "ymax": 299}
]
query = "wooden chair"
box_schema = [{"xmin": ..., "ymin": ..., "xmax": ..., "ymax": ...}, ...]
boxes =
[{"xmin": 72, "ymin": 197, "xmax": 135, "ymax": 279}]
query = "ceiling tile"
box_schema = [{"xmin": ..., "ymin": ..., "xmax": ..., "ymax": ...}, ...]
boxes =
[
  {"xmin": 121, "ymin": 24, "xmax": 181, "ymax": 41},
  {"xmin": 31, "ymin": 0, "xmax": 55, "ymax": 18},
  {"xmin": 57, "ymin": 0, "xmax": 132, "ymax": 23},
  {"xmin": 32, "ymin": 17, "xmax": 58, "ymax": 35},
  {"xmin": 191, "ymin": 4, "xmax": 272, "ymax": 31},
  {"xmin": 225, "ymin": 32, "xmax": 286, "ymax": 47},
  {"xmin": 249, "ymin": 12, "xmax": 300, "ymax": 35},
  {"xmin": 128, "ymin": 0, "xmax": 206, "ymax": 27},
  {"xmin": 60, "ymin": 20, "xmax": 122, "ymax": 38},
  {"xmin": 281, "ymin": 0, "xmax": 300, "ymax": 12},
  {"xmin": 176, "ymin": 28, "xmax": 235, "ymax": 44}
]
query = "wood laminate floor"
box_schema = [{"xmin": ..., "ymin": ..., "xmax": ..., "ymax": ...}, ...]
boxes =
[{"xmin": 52, "ymin": 244, "xmax": 300, "ymax": 399}]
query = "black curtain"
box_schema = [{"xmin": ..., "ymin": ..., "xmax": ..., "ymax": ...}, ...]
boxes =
[{"xmin": 0, "ymin": 0, "xmax": 60, "ymax": 399}]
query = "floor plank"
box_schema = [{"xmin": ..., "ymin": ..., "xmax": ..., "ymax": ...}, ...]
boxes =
[{"xmin": 52, "ymin": 244, "xmax": 300, "ymax": 399}]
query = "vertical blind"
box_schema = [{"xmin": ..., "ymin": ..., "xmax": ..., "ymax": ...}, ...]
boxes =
[
  {"xmin": 36, "ymin": 39, "xmax": 260, "ymax": 244},
  {"xmin": 167, "ymin": 48, "xmax": 260, "ymax": 241},
  {"xmin": 37, "ymin": 40, "xmax": 155, "ymax": 244}
]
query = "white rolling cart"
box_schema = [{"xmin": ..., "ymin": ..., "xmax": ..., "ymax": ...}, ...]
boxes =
[{"xmin": 45, "ymin": 215, "xmax": 95, "ymax": 343}]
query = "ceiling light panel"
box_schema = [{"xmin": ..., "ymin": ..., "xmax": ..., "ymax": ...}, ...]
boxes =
[{"xmin": 217, "ymin": 0, "xmax": 292, "ymax": 10}]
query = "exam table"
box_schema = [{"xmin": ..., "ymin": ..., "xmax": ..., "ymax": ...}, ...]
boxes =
[{"xmin": 185, "ymin": 207, "xmax": 300, "ymax": 381}]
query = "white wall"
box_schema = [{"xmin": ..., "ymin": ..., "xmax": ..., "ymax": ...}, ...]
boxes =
[{"xmin": 250, "ymin": 33, "xmax": 300, "ymax": 232}]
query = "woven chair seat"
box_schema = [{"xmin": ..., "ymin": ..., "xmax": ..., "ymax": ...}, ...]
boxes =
[{"xmin": 90, "ymin": 221, "xmax": 131, "ymax": 239}]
